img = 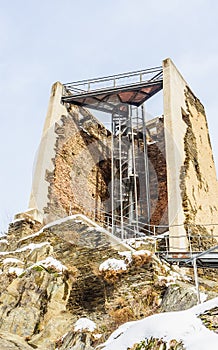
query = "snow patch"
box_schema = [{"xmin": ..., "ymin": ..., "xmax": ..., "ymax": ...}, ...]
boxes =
[
  {"xmin": 147, "ymin": 140, "xmax": 157, "ymax": 145},
  {"xmin": 3, "ymin": 258, "xmax": 24, "ymax": 265},
  {"xmin": 80, "ymin": 126, "xmax": 91, "ymax": 136},
  {"xmin": 118, "ymin": 251, "xmax": 132, "ymax": 263},
  {"xmin": 61, "ymin": 332, "xmax": 68, "ymax": 341},
  {"xmin": 133, "ymin": 249, "xmax": 152, "ymax": 257},
  {"xmin": 158, "ymin": 275, "xmax": 178, "ymax": 286},
  {"xmin": 8, "ymin": 267, "xmax": 24, "ymax": 276},
  {"xmin": 99, "ymin": 297, "xmax": 218, "ymax": 350},
  {"xmin": 30, "ymin": 257, "xmax": 67, "ymax": 273},
  {"xmin": 0, "ymin": 239, "xmax": 8, "ymax": 245},
  {"xmin": 124, "ymin": 238, "xmax": 142, "ymax": 249},
  {"xmin": 10, "ymin": 218, "xmax": 25, "ymax": 224},
  {"xmin": 86, "ymin": 227, "xmax": 95, "ymax": 231},
  {"xmin": 190, "ymin": 287, "xmax": 208, "ymax": 303},
  {"xmin": 74, "ymin": 219, "xmax": 84, "ymax": 224},
  {"xmin": 74, "ymin": 318, "xmax": 96, "ymax": 332},
  {"xmin": 93, "ymin": 333, "xmax": 103, "ymax": 340},
  {"xmin": 0, "ymin": 242, "xmax": 50, "ymax": 256},
  {"xmin": 87, "ymin": 226, "xmax": 107, "ymax": 233},
  {"xmin": 200, "ymin": 292, "xmax": 208, "ymax": 303},
  {"xmin": 16, "ymin": 242, "xmax": 50, "ymax": 252},
  {"xmin": 99, "ymin": 258, "xmax": 127, "ymax": 271},
  {"xmin": 18, "ymin": 229, "xmax": 45, "ymax": 243},
  {"xmin": 125, "ymin": 233, "xmax": 169, "ymax": 248}
]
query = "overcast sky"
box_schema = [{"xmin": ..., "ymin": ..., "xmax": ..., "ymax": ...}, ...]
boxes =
[{"xmin": 1, "ymin": 0, "xmax": 218, "ymax": 233}]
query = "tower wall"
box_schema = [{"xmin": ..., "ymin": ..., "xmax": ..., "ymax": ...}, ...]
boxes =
[
  {"xmin": 163, "ymin": 58, "xmax": 218, "ymax": 250},
  {"xmin": 27, "ymin": 82, "xmax": 110, "ymax": 225}
]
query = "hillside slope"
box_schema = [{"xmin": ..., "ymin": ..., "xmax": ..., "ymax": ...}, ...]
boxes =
[{"xmin": 0, "ymin": 215, "xmax": 217, "ymax": 349}]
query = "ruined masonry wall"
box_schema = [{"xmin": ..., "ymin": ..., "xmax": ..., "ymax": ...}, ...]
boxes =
[
  {"xmin": 148, "ymin": 118, "xmax": 168, "ymax": 230},
  {"xmin": 181, "ymin": 88, "xmax": 218, "ymax": 249},
  {"xmin": 28, "ymin": 82, "xmax": 111, "ymax": 225},
  {"xmin": 163, "ymin": 58, "xmax": 218, "ymax": 250},
  {"xmin": 44, "ymin": 108, "xmax": 111, "ymax": 224}
]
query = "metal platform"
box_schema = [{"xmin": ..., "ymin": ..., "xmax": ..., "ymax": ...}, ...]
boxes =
[
  {"xmin": 62, "ymin": 67, "xmax": 163, "ymax": 114},
  {"xmin": 157, "ymin": 245, "xmax": 218, "ymax": 268}
]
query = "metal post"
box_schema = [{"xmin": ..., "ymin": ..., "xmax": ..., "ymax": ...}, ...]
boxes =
[
  {"xmin": 128, "ymin": 141, "xmax": 133, "ymax": 225},
  {"xmin": 119, "ymin": 118, "xmax": 124, "ymax": 240},
  {"xmin": 188, "ymin": 227, "xmax": 193, "ymax": 257},
  {"xmin": 130, "ymin": 105, "xmax": 139, "ymax": 236},
  {"xmin": 193, "ymin": 258, "xmax": 200, "ymax": 304},
  {"xmin": 154, "ymin": 225, "xmax": 157, "ymax": 252},
  {"xmin": 136, "ymin": 106, "xmax": 143, "ymax": 217},
  {"xmin": 107, "ymin": 215, "xmax": 109, "ymax": 230},
  {"xmin": 141, "ymin": 104, "xmax": 151, "ymax": 225},
  {"xmin": 111, "ymin": 114, "xmax": 114, "ymax": 235},
  {"xmin": 198, "ymin": 232, "xmax": 201, "ymax": 251},
  {"xmin": 165, "ymin": 234, "xmax": 169, "ymax": 254}
]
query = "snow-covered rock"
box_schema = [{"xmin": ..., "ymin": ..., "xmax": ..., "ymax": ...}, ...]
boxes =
[
  {"xmin": 29, "ymin": 256, "xmax": 67, "ymax": 273},
  {"xmin": 99, "ymin": 258, "xmax": 127, "ymax": 271},
  {"xmin": 99, "ymin": 298, "xmax": 218, "ymax": 350},
  {"xmin": 74, "ymin": 318, "xmax": 96, "ymax": 332}
]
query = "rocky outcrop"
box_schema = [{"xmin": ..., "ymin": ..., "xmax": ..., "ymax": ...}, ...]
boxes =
[
  {"xmin": 160, "ymin": 282, "xmax": 197, "ymax": 312},
  {"xmin": 0, "ymin": 215, "xmax": 217, "ymax": 349},
  {"xmin": 0, "ymin": 332, "xmax": 35, "ymax": 350},
  {"xmin": 199, "ymin": 306, "xmax": 218, "ymax": 334}
]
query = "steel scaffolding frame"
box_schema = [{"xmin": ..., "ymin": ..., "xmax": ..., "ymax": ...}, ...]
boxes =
[
  {"xmin": 62, "ymin": 67, "xmax": 163, "ymax": 239},
  {"xmin": 110, "ymin": 104, "xmax": 151, "ymax": 238}
]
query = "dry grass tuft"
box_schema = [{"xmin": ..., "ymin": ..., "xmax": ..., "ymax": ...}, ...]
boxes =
[{"xmin": 132, "ymin": 252, "xmax": 152, "ymax": 267}]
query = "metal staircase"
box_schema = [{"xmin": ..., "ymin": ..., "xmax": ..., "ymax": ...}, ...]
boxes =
[
  {"xmin": 157, "ymin": 245, "xmax": 218, "ymax": 269},
  {"xmin": 110, "ymin": 104, "xmax": 151, "ymax": 239},
  {"xmin": 62, "ymin": 67, "xmax": 163, "ymax": 240},
  {"xmin": 156, "ymin": 243, "xmax": 218, "ymax": 304}
]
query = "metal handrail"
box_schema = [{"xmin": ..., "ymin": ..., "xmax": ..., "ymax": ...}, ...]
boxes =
[
  {"xmin": 63, "ymin": 66, "xmax": 163, "ymax": 87},
  {"xmin": 63, "ymin": 67, "xmax": 163, "ymax": 98},
  {"xmin": 185, "ymin": 244, "xmax": 218, "ymax": 265}
]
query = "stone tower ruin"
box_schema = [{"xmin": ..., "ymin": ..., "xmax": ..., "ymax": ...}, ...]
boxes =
[{"xmin": 15, "ymin": 58, "xmax": 218, "ymax": 252}]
